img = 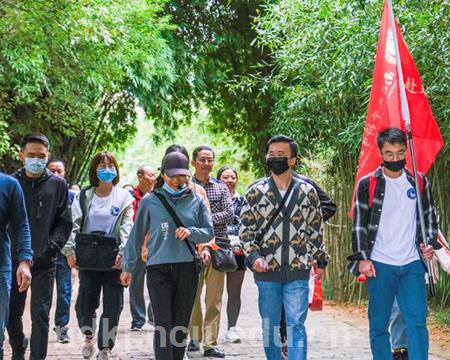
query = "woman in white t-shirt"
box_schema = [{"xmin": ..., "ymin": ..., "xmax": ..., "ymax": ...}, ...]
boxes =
[{"xmin": 63, "ymin": 151, "xmax": 134, "ymax": 360}]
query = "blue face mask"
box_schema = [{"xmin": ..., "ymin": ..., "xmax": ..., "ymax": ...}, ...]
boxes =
[
  {"xmin": 97, "ymin": 167, "xmax": 117, "ymax": 184},
  {"xmin": 163, "ymin": 183, "xmax": 187, "ymax": 197},
  {"xmin": 24, "ymin": 157, "xmax": 47, "ymax": 175}
]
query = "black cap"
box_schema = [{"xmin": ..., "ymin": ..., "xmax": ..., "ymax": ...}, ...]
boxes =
[
  {"xmin": 161, "ymin": 152, "xmax": 191, "ymax": 177},
  {"xmin": 21, "ymin": 133, "xmax": 50, "ymax": 149}
]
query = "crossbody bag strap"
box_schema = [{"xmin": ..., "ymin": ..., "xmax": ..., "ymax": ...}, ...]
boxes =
[
  {"xmin": 254, "ymin": 179, "xmax": 297, "ymax": 246},
  {"xmin": 153, "ymin": 192, "xmax": 198, "ymax": 258},
  {"xmin": 79, "ymin": 188, "xmax": 87, "ymax": 230}
]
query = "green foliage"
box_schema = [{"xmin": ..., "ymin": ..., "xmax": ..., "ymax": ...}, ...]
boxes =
[
  {"xmin": 157, "ymin": 0, "xmax": 275, "ymax": 174},
  {"xmin": 0, "ymin": 0, "xmax": 175, "ymax": 181},
  {"xmin": 251, "ymin": 0, "xmax": 450, "ymax": 303}
]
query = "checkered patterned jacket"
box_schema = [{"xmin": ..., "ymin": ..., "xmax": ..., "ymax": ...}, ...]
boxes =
[
  {"xmin": 347, "ymin": 167, "xmax": 440, "ymax": 275},
  {"xmin": 240, "ymin": 175, "xmax": 327, "ymax": 282}
]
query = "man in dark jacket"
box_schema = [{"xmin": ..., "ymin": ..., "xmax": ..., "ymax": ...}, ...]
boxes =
[
  {"xmin": 0, "ymin": 172, "xmax": 33, "ymax": 360},
  {"xmin": 7, "ymin": 134, "xmax": 72, "ymax": 360}
]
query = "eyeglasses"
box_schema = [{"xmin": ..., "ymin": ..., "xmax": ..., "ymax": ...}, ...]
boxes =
[{"xmin": 196, "ymin": 158, "xmax": 214, "ymax": 164}]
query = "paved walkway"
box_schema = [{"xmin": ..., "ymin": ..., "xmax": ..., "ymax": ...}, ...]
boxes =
[{"xmin": 4, "ymin": 273, "xmax": 449, "ymax": 359}]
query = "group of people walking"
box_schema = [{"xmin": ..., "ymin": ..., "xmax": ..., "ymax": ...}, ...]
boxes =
[{"xmin": 0, "ymin": 128, "xmax": 445, "ymax": 360}]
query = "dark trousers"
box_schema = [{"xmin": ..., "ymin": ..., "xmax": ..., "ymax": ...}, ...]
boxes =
[
  {"xmin": 54, "ymin": 254, "xmax": 72, "ymax": 329},
  {"xmin": 147, "ymin": 262, "xmax": 198, "ymax": 360},
  {"xmin": 75, "ymin": 270, "xmax": 123, "ymax": 351},
  {"xmin": 7, "ymin": 261, "xmax": 56, "ymax": 360}
]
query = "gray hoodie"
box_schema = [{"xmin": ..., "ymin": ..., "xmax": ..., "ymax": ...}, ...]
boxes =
[
  {"xmin": 62, "ymin": 186, "xmax": 134, "ymax": 257},
  {"xmin": 122, "ymin": 188, "xmax": 213, "ymax": 272}
]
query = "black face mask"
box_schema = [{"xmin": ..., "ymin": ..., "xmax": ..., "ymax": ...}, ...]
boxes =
[
  {"xmin": 383, "ymin": 159, "xmax": 406, "ymax": 172},
  {"xmin": 266, "ymin": 157, "xmax": 290, "ymax": 175}
]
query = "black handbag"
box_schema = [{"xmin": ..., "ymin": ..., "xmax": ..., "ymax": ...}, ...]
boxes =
[
  {"xmin": 154, "ymin": 192, "xmax": 204, "ymax": 273},
  {"xmin": 74, "ymin": 188, "xmax": 120, "ymax": 271},
  {"xmin": 244, "ymin": 180, "xmax": 296, "ymax": 271},
  {"xmin": 211, "ymin": 237, "xmax": 238, "ymax": 272}
]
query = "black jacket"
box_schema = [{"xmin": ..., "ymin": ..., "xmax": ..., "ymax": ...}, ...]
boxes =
[{"xmin": 12, "ymin": 168, "xmax": 72, "ymax": 267}]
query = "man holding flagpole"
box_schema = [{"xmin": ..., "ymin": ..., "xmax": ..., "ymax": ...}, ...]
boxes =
[
  {"xmin": 348, "ymin": 1, "xmax": 445, "ymax": 359},
  {"xmin": 349, "ymin": 127, "xmax": 441, "ymax": 360}
]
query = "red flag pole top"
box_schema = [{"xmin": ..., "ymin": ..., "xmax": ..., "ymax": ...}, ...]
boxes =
[{"xmin": 350, "ymin": 0, "xmax": 444, "ymax": 218}]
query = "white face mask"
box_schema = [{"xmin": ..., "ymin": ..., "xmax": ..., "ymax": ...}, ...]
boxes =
[{"xmin": 24, "ymin": 157, "xmax": 47, "ymax": 175}]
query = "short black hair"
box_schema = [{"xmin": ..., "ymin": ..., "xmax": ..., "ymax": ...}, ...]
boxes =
[
  {"xmin": 165, "ymin": 144, "xmax": 190, "ymax": 162},
  {"xmin": 48, "ymin": 158, "xmax": 65, "ymax": 166},
  {"xmin": 265, "ymin": 135, "xmax": 298, "ymax": 158},
  {"xmin": 192, "ymin": 145, "xmax": 215, "ymax": 160},
  {"xmin": 20, "ymin": 133, "xmax": 49, "ymax": 150},
  {"xmin": 377, "ymin": 127, "xmax": 407, "ymax": 150},
  {"xmin": 217, "ymin": 165, "xmax": 238, "ymax": 181}
]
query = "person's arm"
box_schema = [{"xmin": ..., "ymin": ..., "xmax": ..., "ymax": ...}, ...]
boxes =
[
  {"xmin": 118, "ymin": 203, "xmax": 134, "ymax": 256},
  {"xmin": 9, "ymin": 180, "xmax": 33, "ymax": 263},
  {"xmin": 62, "ymin": 192, "xmax": 83, "ymax": 257},
  {"xmin": 297, "ymin": 174, "xmax": 336, "ymax": 222},
  {"xmin": 349, "ymin": 177, "xmax": 371, "ymax": 260},
  {"xmin": 239, "ymin": 187, "xmax": 262, "ymax": 266},
  {"xmin": 187, "ymin": 198, "xmax": 214, "ymax": 244},
  {"xmin": 422, "ymin": 175, "xmax": 440, "ymax": 250},
  {"xmin": 48, "ymin": 181, "xmax": 72, "ymax": 255},
  {"xmin": 305, "ymin": 186, "xmax": 327, "ymax": 268},
  {"xmin": 211, "ymin": 184, "xmax": 234, "ymax": 226},
  {"xmin": 122, "ymin": 199, "xmax": 150, "ymax": 273}
]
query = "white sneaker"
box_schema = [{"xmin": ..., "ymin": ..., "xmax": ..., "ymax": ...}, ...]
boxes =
[
  {"xmin": 82, "ymin": 336, "xmax": 95, "ymax": 359},
  {"xmin": 96, "ymin": 348, "xmax": 114, "ymax": 359},
  {"xmin": 225, "ymin": 327, "xmax": 241, "ymax": 343}
]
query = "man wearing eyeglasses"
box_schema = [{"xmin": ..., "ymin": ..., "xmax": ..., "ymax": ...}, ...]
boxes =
[{"xmin": 187, "ymin": 145, "xmax": 234, "ymax": 358}]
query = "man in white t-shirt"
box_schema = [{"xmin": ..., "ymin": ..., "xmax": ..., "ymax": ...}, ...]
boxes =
[{"xmin": 349, "ymin": 127, "xmax": 442, "ymax": 360}]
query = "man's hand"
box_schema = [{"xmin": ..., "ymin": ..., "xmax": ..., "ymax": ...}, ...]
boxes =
[
  {"xmin": 112, "ymin": 255, "xmax": 123, "ymax": 269},
  {"xmin": 252, "ymin": 258, "xmax": 268, "ymax": 273},
  {"xmin": 315, "ymin": 268, "xmax": 326, "ymax": 282},
  {"xmin": 175, "ymin": 227, "xmax": 191, "ymax": 241},
  {"xmin": 420, "ymin": 243, "xmax": 434, "ymax": 261},
  {"xmin": 120, "ymin": 272, "xmax": 132, "ymax": 287},
  {"xmin": 67, "ymin": 254, "xmax": 78, "ymax": 269},
  {"xmin": 201, "ymin": 249, "xmax": 211, "ymax": 266},
  {"xmin": 16, "ymin": 261, "xmax": 32, "ymax": 293},
  {"xmin": 358, "ymin": 260, "xmax": 376, "ymax": 278}
]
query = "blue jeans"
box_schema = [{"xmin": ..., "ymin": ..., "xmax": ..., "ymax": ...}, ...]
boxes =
[
  {"xmin": 256, "ymin": 279, "xmax": 309, "ymax": 360},
  {"xmin": 367, "ymin": 260, "xmax": 428, "ymax": 360},
  {"xmin": 129, "ymin": 259, "xmax": 153, "ymax": 327},
  {"xmin": 55, "ymin": 254, "xmax": 72, "ymax": 329},
  {"xmin": 0, "ymin": 271, "xmax": 12, "ymax": 360},
  {"xmin": 390, "ymin": 298, "xmax": 408, "ymax": 350}
]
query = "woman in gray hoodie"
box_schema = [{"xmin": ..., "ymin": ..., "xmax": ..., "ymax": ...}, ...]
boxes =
[{"xmin": 121, "ymin": 152, "xmax": 214, "ymax": 360}]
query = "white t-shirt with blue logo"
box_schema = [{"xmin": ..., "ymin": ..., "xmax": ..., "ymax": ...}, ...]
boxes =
[
  {"xmin": 86, "ymin": 187, "xmax": 121, "ymax": 234},
  {"xmin": 370, "ymin": 171, "xmax": 420, "ymax": 266}
]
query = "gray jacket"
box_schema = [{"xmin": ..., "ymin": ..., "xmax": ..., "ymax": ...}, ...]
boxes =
[
  {"xmin": 62, "ymin": 186, "xmax": 134, "ymax": 257},
  {"xmin": 122, "ymin": 188, "xmax": 214, "ymax": 272}
]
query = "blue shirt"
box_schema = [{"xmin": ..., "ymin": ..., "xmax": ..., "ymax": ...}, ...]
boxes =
[{"xmin": 0, "ymin": 172, "xmax": 33, "ymax": 271}]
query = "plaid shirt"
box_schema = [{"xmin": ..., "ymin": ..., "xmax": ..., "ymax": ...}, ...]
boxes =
[
  {"xmin": 193, "ymin": 176, "xmax": 234, "ymax": 239},
  {"xmin": 348, "ymin": 167, "xmax": 440, "ymax": 274}
]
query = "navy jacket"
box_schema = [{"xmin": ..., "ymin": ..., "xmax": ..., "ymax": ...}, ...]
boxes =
[{"xmin": 0, "ymin": 172, "xmax": 33, "ymax": 271}]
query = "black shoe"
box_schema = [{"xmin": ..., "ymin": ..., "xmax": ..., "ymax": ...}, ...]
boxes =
[
  {"xmin": 130, "ymin": 324, "xmax": 144, "ymax": 332},
  {"xmin": 392, "ymin": 348, "xmax": 408, "ymax": 360},
  {"xmin": 12, "ymin": 336, "xmax": 28, "ymax": 360},
  {"xmin": 187, "ymin": 340, "xmax": 200, "ymax": 352},
  {"xmin": 203, "ymin": 347, "xmax": 225, "ymax": 358}
]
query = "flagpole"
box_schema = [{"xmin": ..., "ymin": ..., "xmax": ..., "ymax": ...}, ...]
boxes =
[{"xmin": 387, "ymin": 0, "xmax": 435, "ymax": 296}]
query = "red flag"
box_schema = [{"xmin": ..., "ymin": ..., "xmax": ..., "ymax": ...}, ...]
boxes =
[{"xmin": 350, "ymin": 1, "xmax": 444, "ymax": 217}]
